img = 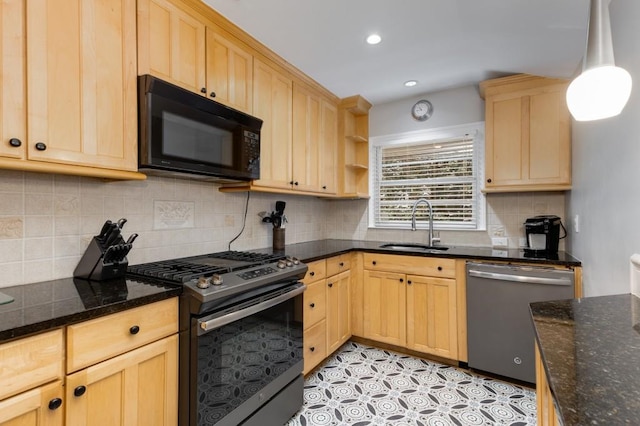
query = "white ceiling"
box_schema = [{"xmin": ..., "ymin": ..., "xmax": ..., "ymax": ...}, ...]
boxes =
[{"xmin": 203, "ymin": 0, "xmax": 590, "ymax": 105}]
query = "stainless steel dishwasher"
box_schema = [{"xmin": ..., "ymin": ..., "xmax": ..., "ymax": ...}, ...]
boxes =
[{"xmin": 466, "ymin": 262, "xmax": 574, "ymax": 383}]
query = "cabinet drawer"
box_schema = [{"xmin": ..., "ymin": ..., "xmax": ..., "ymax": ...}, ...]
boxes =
[
  {"xmin": 303, "ymin": 319, "xmax": 327, "ymax": 375},
  {"xmin": 0, "ymin": 329, "xmax": 64, "ymax": 400},
  {"xmin": 302, "ymin": 260, "xmax": 327, "ymax": 284},
  {"xmin": 67, "ymin": 298, "xmax": 178, "ymax": 373},
  {"xmin": 363, "ymin": 253, "xmax": 456, "ymax": 278},
  {"xmin": 304, "ymin": 279, "xmax": 326, "ymax": 328},
  {"xmin": 326, "ymin": 254, "xmax": 351, "ymax": 277}
]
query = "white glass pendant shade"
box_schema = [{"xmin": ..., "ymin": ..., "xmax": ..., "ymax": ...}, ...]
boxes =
[
  {"xmin": 566, "ymin": 65, "xmax": 632, "ymax": 121},
  {"xmin": 566, "ymin": 0, "xmax": 632, "ymax": 121}
]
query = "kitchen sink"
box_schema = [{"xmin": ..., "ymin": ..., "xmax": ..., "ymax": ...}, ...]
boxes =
[{"xmin": 379, "ymin": 243, "xmax": 449, "ymax": 252}]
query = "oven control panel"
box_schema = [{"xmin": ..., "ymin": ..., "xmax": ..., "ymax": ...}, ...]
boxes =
[{"xmin": 238, "ymin": 266, "xmax": 278, "ymax": 280}]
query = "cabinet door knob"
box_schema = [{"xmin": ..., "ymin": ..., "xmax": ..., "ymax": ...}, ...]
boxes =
[
  {"xmin": 310, "ymin": 302, "xmax": 315, "ymax": 308},
  {"xmin": 35, "ymin": 142, "xmax": 47, "ymax": 151},
  {"xmin": 294, "ymin": 181, "xmax": 299, "ymax": 186},
  {"xmin": 129, "ymin": 325, "xmax": 140, "ymax": 335},
  {"xmin": 74, "ymin": 385, "xmax": 87, "ymax": 397},
  {"xmin": 487, "ymin": 178, "xmax": 492, "ymax": 183},
  {"xmin": 339, "ymin": 262, "xmax": 344, "ymax": 267},
  {"xmin": 408, "ymin": 280, "xmax": 412, "ymax": 285},
  {"xmin": 289, "ymin": 180, "xmax": 294, "ymax": 185},
  {"xmin": 309, "ymin": 271, "xmax": 315, "ymax": 277},
  {"xmin": 200, "ymin": 87, "xmax": 207, "ymax": 94},
  {"xmin": 209, "ymin": 91, "xmax": 216, "ymax": 98},
  {"xmin": 437, "ymin": 266, "xmax": 442, "ymax": 271},
  {"xmin": 322, "ymin": 185, "xmax": 327, "ymax": 190},
  {"xmin": 310, "ymin": 346, "xmax": 315, "ymax": 352},
  {"xmin": 48, "ymin": 398, "xmax": 63, "ymax": 410},
  {"xmin": 328, "ymin": 282, "xmax": 333, "ymax": 288},
  {"xmin": 9, "ymin": 138, "xmax": 21, "ymax": 147},
  {"xmin": 399, "ymin": 278, "xmax": 404, "ymax": 283}
]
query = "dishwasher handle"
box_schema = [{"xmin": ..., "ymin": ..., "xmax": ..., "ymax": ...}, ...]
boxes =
[{"xmin": 467, "ymin": 269, "xmax": 572, "ymax": 286}]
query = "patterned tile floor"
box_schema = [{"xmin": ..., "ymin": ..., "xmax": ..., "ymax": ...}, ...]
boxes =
[{"xmin": 287, "ymin": 341, "xmax": 536, "ymax": 426}]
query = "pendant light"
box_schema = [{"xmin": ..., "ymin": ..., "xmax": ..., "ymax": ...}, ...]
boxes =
[{"xmin": 566, "ymin": 0, "xmax": 632, "ymax": 121}]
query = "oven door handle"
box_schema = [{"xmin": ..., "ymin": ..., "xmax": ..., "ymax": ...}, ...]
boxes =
[{"xmin": 198, "ymin": 284, "xmax": 306, "ymax": 334}]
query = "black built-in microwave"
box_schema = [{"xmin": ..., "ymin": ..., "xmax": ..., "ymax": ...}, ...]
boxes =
[{"xmin": 138, "ymin": 75, "xmax": 262, "ymax": 181}]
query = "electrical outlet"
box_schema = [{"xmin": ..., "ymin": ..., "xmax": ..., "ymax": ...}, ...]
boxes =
[
  {"xmin": 574, "ymin": 214, "xmax": 580, "ymax": 233},
  {"xmin": 491, "ymin": 237, "xmax": 508, "ymax": 248}
]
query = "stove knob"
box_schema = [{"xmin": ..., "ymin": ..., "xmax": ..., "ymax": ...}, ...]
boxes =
[
  {"xmin": 277, "ymin": 260, "xmax": 287, "ymax": 269},
  {"xmin": 291, "ymin": 257, "xmax": 300, "ymax": 265},
  {"xmin": 197, "ymin": 277, "xmax": 211, "ymax": 289},
  {"xmin": 286, "ymin": 259, "xmax": 293, "ymax": 267},
  {"xmin": 211, "ymin": 274, "xmax": 223, "ymax": 285}
]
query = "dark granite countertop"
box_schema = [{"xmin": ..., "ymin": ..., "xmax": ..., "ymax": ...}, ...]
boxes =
[
  {"xmin": 531, "ymin": 294, "xmax": 640, "ymax": 425},
  {"xmin": 0, "ymin": 239, "xmax": 578, "ymax": 344},
  {"xmin": 268, "ymin": 239, "xmax": 581, "ymax": 267},
  {"xmin": 0, "ymin": 277, "xmax": 181, "ymax": 343}
]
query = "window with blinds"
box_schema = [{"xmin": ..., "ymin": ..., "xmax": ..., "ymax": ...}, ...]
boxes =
[{"xmin": 371, "ymin": 126, "xmax": 485, "ymax": 230}]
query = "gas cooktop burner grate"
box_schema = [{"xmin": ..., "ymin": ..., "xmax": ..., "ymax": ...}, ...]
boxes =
[
  {"xmin": 210, "ymin": 251, "xmax": 284, "ymax": 263},
  {"xmin": 127, "ymin": 250, "xmax": 287, "ymax": 284}
]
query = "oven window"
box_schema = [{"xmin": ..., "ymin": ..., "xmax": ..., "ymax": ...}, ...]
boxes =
[
  {"xmin": 162, "ymin": 111, "xmax": 233, "ymax": 167},
  {"xmin": 194, "ymin": 298, "xmax": 303, "ymax": 425}
]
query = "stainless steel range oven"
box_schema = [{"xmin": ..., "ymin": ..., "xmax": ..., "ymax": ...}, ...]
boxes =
[{"xmin": 128, "ymin": 251, "xmax": 307, "ymax": 426}]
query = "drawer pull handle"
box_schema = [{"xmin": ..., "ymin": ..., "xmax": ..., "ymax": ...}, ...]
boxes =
[
  {"xmin": 74, "ymin": 386, "xmax": 86, "ymax": 397},
  {"xmin": 339, "ymin": 262, "xmax": 344, "ymax": 267},
  {"xmin": 310, "ymin": 303, "xmax": 315, "ymax": 308},
  {"xmin": 372, "ymin": 261, "xmax": 377, "ymax": 265},
  {"xmin": 310, "ymin": 346, "xmax": 315, "ymax": 352},
  {"xmin": 129, "ymin": 325, "xmax": 140, "ymax": 335},
  {"xmin": 48, "ymin": 398, "xmax": 63, "ymax": 410},
  {"xmin": 309, "ymin": 271, "xmax": 315, "ymax": 277},
  {"xmin": 328, "ymin": 283, "xmax": 333, "ymax": 288},
  {"xmin": 438, "ymin": 266, "xmax": 442, "ymax": 271}
]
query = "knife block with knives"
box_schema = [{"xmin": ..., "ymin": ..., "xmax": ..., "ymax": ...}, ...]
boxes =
[{"xmin": 74, "ymin": 218, "xmax": 138, "ymax": 281}]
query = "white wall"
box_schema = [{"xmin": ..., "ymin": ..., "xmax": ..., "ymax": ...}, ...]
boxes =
[
  {"xmin": 370, "ymin": 85, "xmax": 485, "ymax": 137},
  {"xmin": 567, "ymin": 0, "xmax": 640, "ymax": 296},
  {"xmin": 328, "ymin": 85, "xmax": 567, "ymax": 250}
]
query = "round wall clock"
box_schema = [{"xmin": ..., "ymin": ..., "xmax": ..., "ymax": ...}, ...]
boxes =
[{"xmin": 411, "ymin": 99, "xmax": 434, "ymax": 121}]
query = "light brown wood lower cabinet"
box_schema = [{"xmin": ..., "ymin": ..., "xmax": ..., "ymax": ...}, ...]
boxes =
[
  {"xmin": 0, "ymin": 380, "xmax": 64, "ymax": 426},
  {"xmin": 361, "ymin": 254, "xmax": 459, "ymax": 361},
  {"xmin": 406, "ymin": 275, "xmax": 458, "ymax": 360},
  {"xmin": 65, "ymin": 335, "xmax": 178, "ymax": 426},
  {"xmin": 326, "ymin": 270, "xmax": 351, "ymax": 354},
  {"xmin": 363, "ymin": 269, "xmax": 407, "ymax": 347},
  {"xmin": 535, "ymin": 343, "xmax": 561, "ymax": 426}
]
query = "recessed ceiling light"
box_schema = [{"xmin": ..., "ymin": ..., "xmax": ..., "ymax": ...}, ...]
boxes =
[
  {"xmin": 366, "ymin": 34, "xmax": 382, "ymax": 45},
  {"xmin": 404, "ymin": 80, "xmax": 418, "ymax": 87}
]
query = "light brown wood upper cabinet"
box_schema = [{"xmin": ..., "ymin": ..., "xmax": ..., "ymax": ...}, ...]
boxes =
[
  {"xmin": 137, "ymin": 0, "xmax": 206, "ymax": 95},
  {"xmin": 480, "ymin": 74, "xmax": 571, "ymax": 192},
  {"xmin": 0, "ymin": 0, "xmax": 142, "ymax": 179},
  {"xmin": 0, "ymin": 0, "xmax": 25, "ymax": 161},
  {"xmin": 252, "ymin": 58, "xmax": 293, "ymax": 190},
  {"xmin": 26, "ymin": 0, "xmax": 138, "ymax": 172},
  {"xmin": 292, "ymin": 83, "xmax": 337, "ymax": 194},
  {"xmin": 138, "ymin": 0, "xmax": 254, "ymax": 114},
  {"xmin": 206, "ymin": 25, "xmax": 253, "ymax": 113}
]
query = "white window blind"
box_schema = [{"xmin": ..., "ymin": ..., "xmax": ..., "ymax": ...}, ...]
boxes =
[{"xmin": 372, "ymin": 130, "xmax": 484, "ymax": 230}]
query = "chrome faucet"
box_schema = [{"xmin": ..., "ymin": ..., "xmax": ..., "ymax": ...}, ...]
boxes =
[{"xmin": 411, "ymin": 198, "xmax": 436, "ymax": 246}]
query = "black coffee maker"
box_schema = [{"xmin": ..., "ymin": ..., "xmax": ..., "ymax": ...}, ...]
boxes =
[{"xmin": 524, "ymin": 215, "xmax": 566, "ymax": 255}]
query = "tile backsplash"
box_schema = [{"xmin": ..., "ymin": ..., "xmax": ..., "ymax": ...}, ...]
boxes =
[{"xmin": 0, "ymin": 170, "xmax": 566, "ymax": 288}]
